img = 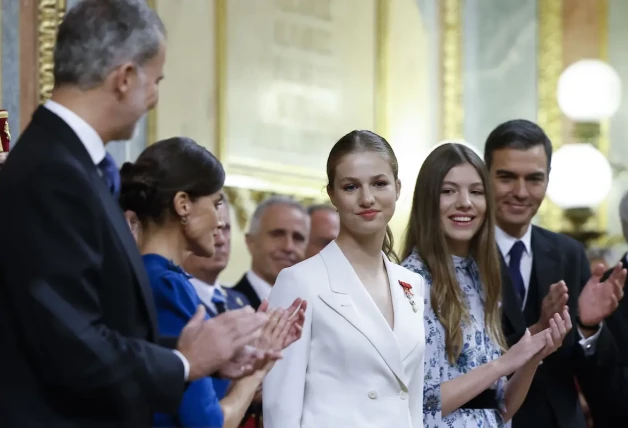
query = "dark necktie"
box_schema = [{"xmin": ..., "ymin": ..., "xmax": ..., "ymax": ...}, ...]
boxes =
[
  {"xmin": 212, "ymin": 288, "xmax": 227, "ymax": 314},
  {"xmin": 508, "ymin": 240, "xmax": 526, "ymax": 304},
  {"xmin": 98, "ymin": 152, "xmax": 120, "ymax": 199}
]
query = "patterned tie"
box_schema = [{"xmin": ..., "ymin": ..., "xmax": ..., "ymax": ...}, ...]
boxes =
[
  {"xmin": 212, "ymin": 288, "xmax": 227, "ymax": 314},
  {"xmin": 97, "ymin": 152, "xmax": 120, "ymax": 199},
  {"xmin": 508, "ymin": 240, "xmax": 526, "ymax": 304}
]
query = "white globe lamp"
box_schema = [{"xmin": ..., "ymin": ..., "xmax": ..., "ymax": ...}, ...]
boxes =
[
  {"xmin": 546, "ymin": 143, "xmax": 613, "ymax": 210},
  {"xmin": 556, "ymin": 59, "xmax": 621, "ymax": 122}
]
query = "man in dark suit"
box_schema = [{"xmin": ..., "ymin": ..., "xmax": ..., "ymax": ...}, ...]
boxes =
[
  {"xmin": 234, "ymin": 195, "xmax": 310, "ymax": 310},
  {"xmin": 0, "ymin": 1, "xmax": 268, "ymax": 427},
  {"xmin": 484, "ymin": 119, "xmax": 625, "ymax": 428},
  {"xmin": 583, "ymin": 191, "xmax": 628, "ymax": 427}
]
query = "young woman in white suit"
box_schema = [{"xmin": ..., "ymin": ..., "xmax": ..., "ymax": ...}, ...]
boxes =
[{"xmin": 262, "ymin": 130, "xmax": 426, "ymax": 428}]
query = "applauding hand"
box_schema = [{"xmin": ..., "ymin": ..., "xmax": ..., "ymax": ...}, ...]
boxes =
[
  {"xmin": 177, "ymin": 305, "xmax": 268, "ymax": 381},
  {"xmin": 579, "ymin": 263, "xmax": 626, "ymax": 327}
]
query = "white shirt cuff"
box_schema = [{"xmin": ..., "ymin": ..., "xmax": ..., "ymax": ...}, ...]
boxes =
[
  {"xmin": 172, "ymin": 349, "xmax": 190, "ymax": 381},
  {"xmin": 577, "ymin": 322, "xmax": 603, "ymax": 358}
]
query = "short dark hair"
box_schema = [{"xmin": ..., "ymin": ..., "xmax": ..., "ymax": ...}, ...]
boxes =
[
  {"xmin": 54, "ymin": 0, "xmax": 165, "ymax": 89},
  {"xmin": 483, "ymin": 119, "xmax": 552, "ymax": 170},
  {"xmin": 119, "ymin": 137, "xmax": 225, "ymax": 224}
]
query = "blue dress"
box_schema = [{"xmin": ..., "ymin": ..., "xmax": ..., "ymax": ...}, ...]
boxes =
[
  {"xmin": 402, "ymin": 250, "xmax": 506, "ymax": 427},
  {"xmin": 143, "ymin": 254, "xmax": 224, "ymax": 428}
]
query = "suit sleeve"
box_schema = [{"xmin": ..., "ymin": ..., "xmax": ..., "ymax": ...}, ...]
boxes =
[
  {"xmin": 1, "ymin": 165, "xmax": 184, "ymax": 413},
  {"xmin": 262, "ymin": 267, "xmax": 313, "ymax": 428}
]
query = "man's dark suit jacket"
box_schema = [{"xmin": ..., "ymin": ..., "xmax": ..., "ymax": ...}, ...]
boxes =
[
  {"xmin": 500, "ymin": 226, "xmax": 617, "ymax": 428},
  {"xmin": 0, "ymin": 107, "xmax": 185, "ymax": 427},
  {"xmin": 231, "ymin": 275, "xmax": 263, "ymax": 428},
  {"xmin": 580, "ymin": 254, "xmax": 628, "ymax": 427},
  {"xmin": 232, "ymin": 274, "xmax": 263, "ymax": 310}
]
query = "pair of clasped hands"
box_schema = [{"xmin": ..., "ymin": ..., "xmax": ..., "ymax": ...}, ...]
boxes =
[
  {"xmin": 176, "ymin": 298, "xmax": 307, "ymax": 381},
  {"xmin": 500, "ymin": 263, "xmax": 626, "ymax": 374}
]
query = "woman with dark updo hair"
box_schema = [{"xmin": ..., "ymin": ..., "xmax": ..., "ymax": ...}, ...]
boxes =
[{"xmin": 119, "ymin": 137, "xmax": 305, "ymax": 428}]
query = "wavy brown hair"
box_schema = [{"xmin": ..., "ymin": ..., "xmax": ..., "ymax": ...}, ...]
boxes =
[
  {"xmin": 402, "ymin": 143, "xmax": 505, "ymax": 363},
  {"xmin": 326, "ymin": 130, "xmax": 399, "ymax": 263}
]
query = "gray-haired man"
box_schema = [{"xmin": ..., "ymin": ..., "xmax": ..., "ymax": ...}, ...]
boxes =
[
  {"xmin": 233, "ymin": 196, "xmax": 310, "ymax": 309},
  {"xmin": 0, "ymin": 1, "xmax": 267, "ymax": 426}
]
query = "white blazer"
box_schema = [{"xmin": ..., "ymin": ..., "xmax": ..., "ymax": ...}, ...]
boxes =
[{"xmin": 263, "ymin": 241, "xmax": 426, "ymax": 428}]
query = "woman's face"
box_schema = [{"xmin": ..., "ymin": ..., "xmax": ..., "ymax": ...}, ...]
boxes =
[
  {"xmin": 181, "ymin": 191, "xmax": 224, "ymax": 258},
  {"xmin": 329, "ymin": 151, "xmax": 400, "ymax": 238},
  {"xmin": 439, "ymin": 162, "xmax": 486, "ymax": 257}
]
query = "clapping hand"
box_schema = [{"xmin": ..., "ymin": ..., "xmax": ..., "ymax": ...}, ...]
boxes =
[
  {"xmin": 579, "ymin": 263, "xmax": 626, "ymax": 327},
  {"xmin": 535, "ymin": 307, "xmax": 572, "ymax": 361},
  {"xmin": 534, "ymin": 281, "xmax": 568, "ymax": 332},
  {"xmin": 500, "ymin": 308, "xmax": 571, "ymax": 375},
  {"xmin": 177, "ymin": 305, "xmax": 268, "ymax": 381},
  {"xmin": 258, "ymin": 298, "xmax": 308, "ymax": 349}
]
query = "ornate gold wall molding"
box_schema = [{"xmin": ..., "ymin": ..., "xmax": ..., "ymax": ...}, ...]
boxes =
[
  {"xmin": 595, "ymin": 0, "xmax": 609, "ymax": 234},
  {"xmin": 536, "ymin": 0, "xmax": 563, "ymax": 231},
  {"xmin": 37, "ymin": 0, "xmax": 65, "ymax": 104},
  {"xmin": 439, "ymin": 0, "xmax": 463, "ymax": 140}
]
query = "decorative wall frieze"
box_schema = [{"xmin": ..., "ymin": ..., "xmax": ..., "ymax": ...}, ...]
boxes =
[{"xmin": 37, "ymin": 0, "xmax": 65, "ymax": 104}]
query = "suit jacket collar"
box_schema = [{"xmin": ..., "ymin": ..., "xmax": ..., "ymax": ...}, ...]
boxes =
[
  {"xmin": 43, "ymin": 100, "xmax": 106, "ymax": 165},
  {"xmin": 317, "ymin": 241, "xmax": 415, "ymax": 389},
  {"xmin": 32, "ymin": 106, "xmax": 159, "ymax": 338}
]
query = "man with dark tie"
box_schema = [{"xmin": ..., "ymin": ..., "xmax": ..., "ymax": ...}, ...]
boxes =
[
  {"xmin": 184, "ymin": 192, "xmax": 249, "ymax": 314},
  {"xmin": 233, "ymin": 196, "xmax": 310, "ymax": 310},
  {"xmin": 0, "ymin": 1, "xmax": 268, "ymax": 427},
  {"xmin": 484, "ymin": 119, "xmax": 625, "ymax": 428}
]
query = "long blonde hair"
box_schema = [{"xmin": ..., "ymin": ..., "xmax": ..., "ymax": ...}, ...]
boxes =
[{"xmin": 402, "ymin": 143, "xmax": 506, "ymax": 364}]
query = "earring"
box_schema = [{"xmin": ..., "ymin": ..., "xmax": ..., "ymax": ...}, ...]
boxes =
[{"xmin": 181, "ymin": 216, "xmax": 189, "ymax": 225}]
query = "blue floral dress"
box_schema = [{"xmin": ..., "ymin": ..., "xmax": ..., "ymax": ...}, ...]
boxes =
[{"xmin": 402, "ymin": 250, "xmax": 506, "ymax": 427}]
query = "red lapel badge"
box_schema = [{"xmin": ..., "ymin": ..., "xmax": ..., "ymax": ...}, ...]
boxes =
[{"xmin": 399, "ymin": 280, "xmax": 418, "ymax": 313}]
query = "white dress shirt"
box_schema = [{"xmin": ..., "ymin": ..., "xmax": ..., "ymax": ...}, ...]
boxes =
[
  {"xmin": 495, "ymin": 226, "xmax": 601, "ymax": 355},
  {"xmin": 44, "ymin": 100, "xmax": 106, "ymax": 165},
  {"xmin": 247, "ymin": 270, "xmax": 273, "ymax": 302},
  {"xmin": 44, "ymin": 100, "xmax": 191, "ymax": 380},
  {"xmin": 189, "ymin": 277, "xmax": 222, "ymax": 314}
]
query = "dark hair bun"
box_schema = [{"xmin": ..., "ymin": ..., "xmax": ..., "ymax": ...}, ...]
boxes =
[
  {"xmin": 119, "ymin": 161, "xmax": 159, "ymax": 220},
  {"xmin": 117, "ymin": 137, "xmax": 225, "ymax": 226}
]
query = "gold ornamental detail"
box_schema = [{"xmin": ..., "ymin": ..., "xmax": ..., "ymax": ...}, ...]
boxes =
[
  {"xmin": 37, "ymin": 0, "xmax": 66, "ymax": 104},
  {"xmin": 536, "ymin": 0, "xmax": 562, "ymax": 231},
  {"xmin": 439, "ymin": 0, "xmax": 463, "ymax": 140}
]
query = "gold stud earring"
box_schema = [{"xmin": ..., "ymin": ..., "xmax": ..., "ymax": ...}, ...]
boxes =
[{"xmin": 181, "ymin": 216, "xmax": 189, "ymax": 225}]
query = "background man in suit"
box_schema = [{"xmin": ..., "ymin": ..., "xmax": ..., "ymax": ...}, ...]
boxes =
[
  {"xmin": 305, "ymin": 204, "xmax": 339, "ymax": 259},
  {"xmin": 184, "ymin": 192, "xmax": 250, "ymax": 313},
  {"xmin": 584, "ymin": 191, "xmax": 628, "ymax": 427},
  {"xmin": 233, "ymin": 196, "xmax": 310, "ymax": 309},
  {"xmin": 0, "ymin": 1, "xmax": 268, "ymax": 426},
  {"xmin": 483, "ymin": 119, "xmax": 625, "ymax": 428}
]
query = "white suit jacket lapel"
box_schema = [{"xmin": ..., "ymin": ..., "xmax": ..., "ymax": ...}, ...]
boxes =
[
  {"xmin": 318, "ymin": 242, "xmax": 408, "ymax": 388},
  {"xmin": 385, "ymin": 256, "xmax": 424, "ymax": 362}
]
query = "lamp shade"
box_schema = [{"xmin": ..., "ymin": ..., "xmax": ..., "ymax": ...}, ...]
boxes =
[
  {"xmin": 556, "ymin": 59, "xmax": 621, "ymax": 122},
  {"xmin": 546, "ymin": 143, "xmax": 613, "ymax": 209}
]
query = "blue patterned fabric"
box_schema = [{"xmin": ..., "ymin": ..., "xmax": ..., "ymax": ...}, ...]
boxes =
[{"xmin": 402, "ymin": 250, "xmax": 506, "ymax": 427}]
